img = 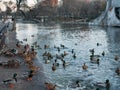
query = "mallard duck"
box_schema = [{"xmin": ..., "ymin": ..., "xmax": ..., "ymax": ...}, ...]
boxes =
[
  {"xmin": 60, "ymin": 44, "xmax": 65, "ymax": 48},
  {"xmin": 72, "ymin": 49, "xmax": 74, "ymax": 54},
  {"xmin": 31, "ymin": 35, "xmax": 34, "ymax": 37},
  {"xmin": 82, "ymin": 63, "xmax": 88, "ymax": 70},
  {"xmin": 57, "ymin": 47, "xmax": 60, "ymax": 52},
  {"xmin": 97, "ymin": 43, "xmax": 102, "ymax": 46},
  {"xmin": 23, "ymin": 38, "xmax": 27, "ymax": 41},
  {"xmin": 52, "ymin": 63, "xmax": 56, "ymax": 71},
  {"xmin": 94, "ymin": 79, "xmax": 110, "ymax": 89},
  {"xmin": 73, "ymin": 53, "xmax": 76, "ymax": 59},
  {"xmin": 45, "ymin": 82, "xmax": 57, "ymax": 90},
  {"xmin": 44, "ymin": 44, "xmax": 49, "ymax": 49},
  {"xmin": 45, "ymin": 60, "xmax": 50, "ymax": 64},
  {"xmin": 90, "ymin": 55, "xmax": 100, "ymax": 61},
  {"xmin": 102, "ymin": 51, "xmax": 105, "ymax": 56},
  {"xmin": 115, "ymin": 67, "xmax": 120, "ymax": 75},
  {"xmin": 64, "ymin": 51, "xmax": 68, "ymax": 56},
  {"xmin": 115, "ymin": 55, "xmax": 119, "ymax": 61},
  {"xmin": 89, "ymin": 49, "xmax": 94, "ymax": 55}
]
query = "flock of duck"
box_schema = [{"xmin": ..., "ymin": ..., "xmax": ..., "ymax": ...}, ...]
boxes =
[
  {"xmin": 42, "ymin": 43, "xmax": 120, "ymax": 90},
  {"xmin": 21, "ymin": 34, "xmax": 120, "ymax": 90}
]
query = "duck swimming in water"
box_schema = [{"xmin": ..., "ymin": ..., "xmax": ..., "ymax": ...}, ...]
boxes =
[
  {"xmin": 94, "ymin": 79, "xmax": 110, "ymax": 89},
  {"xmin": 82, "ymin": 63, "xmax": 88, "ymax": 70},
  {"xmin": 73, "ymin": 53, "xmax": 76, "ymax": 59},
  {"xmin": 52, "ymin": 63, "xmax": 56, "ymax": 71},
  {"xmin": 44, "ymin": 44, "xmax": 49, "ymax": 49},
  {"xmin": 97, "ymin": 43, "xmax": 102, "ymax": 46},
  {"xmin": 102, "ymin": 51, "xmax": 105, "ymax": 56},
  {"xmin": 114, "ymin": 55, "xmax": 119, "ymax": 61},
  {"xmin": 45, "ymin": 82, "xmax": 57, "ymax": 90},
  {"xmin": 115, "ymin": 67, "xmax": 120, "ymax": 75},
  {"xmin": 64, "ymin": 51, "xmax": 68, "ymax": 56},
  {"xmin": 60, "ymin": 44, "xmax": 65, "ymax": 48},
  {"xmin": 71, "ymin": 49, "xmax": 74, "ymax": 54},
  {"xmin": 23, "ymin": 38, "xmax": 27, "ymax": 41},
  {"xmin": 69, "ymin": 81, "xmax": 80, "ymax": 88}
]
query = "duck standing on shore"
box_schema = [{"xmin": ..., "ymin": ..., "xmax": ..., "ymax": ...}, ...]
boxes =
[
  {"xmin": 13, "ymin": 73, "xmax": 17, "ymax": 82},
  {"xmin": 27, "ymin": 70, "xmax": 34, "ymax": 81}
]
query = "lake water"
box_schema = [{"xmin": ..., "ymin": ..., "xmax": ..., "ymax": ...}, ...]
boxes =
[{"xmin": 16, "ymin": 22, "xmax": 120, "ymax": 90}]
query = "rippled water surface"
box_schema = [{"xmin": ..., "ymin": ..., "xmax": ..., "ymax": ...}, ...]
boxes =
[{"xmin": 16, "ymin": 22, "xmax": 120, "ymax": 90}]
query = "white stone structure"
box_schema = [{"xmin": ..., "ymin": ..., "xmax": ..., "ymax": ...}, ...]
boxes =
[{"xmin": 89, "ymin": 0, "xmax": 120, "ymax": 26}]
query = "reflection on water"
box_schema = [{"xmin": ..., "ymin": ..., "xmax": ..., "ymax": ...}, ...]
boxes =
[
  {"xmin": 107, "ymin": 27, "xmax": 120, "ymax": 54},
  {"xmin": 16, "ymin": 22, "xmax": 120, "ymax": 90}
]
